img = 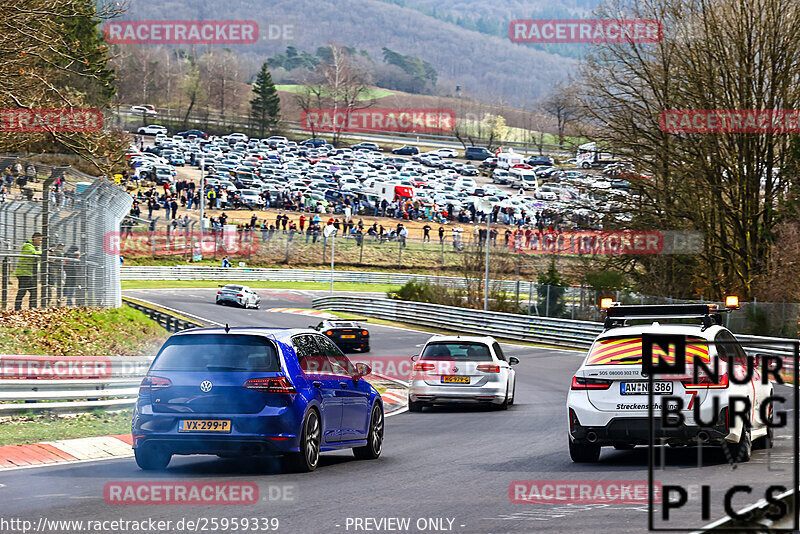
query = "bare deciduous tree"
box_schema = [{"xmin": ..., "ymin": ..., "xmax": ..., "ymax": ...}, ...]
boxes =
[
  {"xmin": 540, "ymin": 83, "xmax": 580, "ymax": 148},
  {"xmin": 295, "ymin": 44, "xmax": 374, "ymax": 146},
  {"xmin": 578, "ymin": 0, "xmax": 800, "ymax": 299},
  {"xmin": 0, "ymin": 0, "xmax": 127, "ymax": 175}
]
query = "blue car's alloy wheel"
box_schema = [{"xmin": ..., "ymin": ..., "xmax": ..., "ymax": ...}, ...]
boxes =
[
  {"xmin": 289, "ymin": 409, "xmax": 321, "ymax": 472},
  {"xmin": 354, "ymin": 404, "xmax": 383, "ymax": 460}
]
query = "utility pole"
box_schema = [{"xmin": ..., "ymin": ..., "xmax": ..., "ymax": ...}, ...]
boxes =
[
  {"xmin": 199, "ymin": 158, "xmax": 205, "ymax": 227},
  {"xmin": 323, "ymin": 225, "xmax": 337, "ymax": 294},
  {"xmin": 483, "ymin": 212, "xmax": 491, "ymax": 311}
]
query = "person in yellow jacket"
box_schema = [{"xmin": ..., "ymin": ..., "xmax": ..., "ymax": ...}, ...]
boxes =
[{"xmin": 14, "ymin": 232, "xmax": 42, "ymax": 310}]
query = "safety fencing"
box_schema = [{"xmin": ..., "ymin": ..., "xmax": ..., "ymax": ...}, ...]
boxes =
[
  {"xmin": 121, "ymin": 265, "xmax": 533, "ymax": 290},
  {"xmin": 0, "ymin": 156, "xmax": 132, "ymax": 309}
]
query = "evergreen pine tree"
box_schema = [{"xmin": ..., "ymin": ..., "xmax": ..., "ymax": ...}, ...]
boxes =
[{"xmin": 250, "ymin": 63, "xmax": 281, "ymax": 137}]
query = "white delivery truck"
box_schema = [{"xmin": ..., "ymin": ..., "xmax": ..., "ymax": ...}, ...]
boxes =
[
  {"xmin": 373, "ymin": 181, "xmax": 415, "ymax": 204},
  {"xmin": 576, "ymin": 142, "xmax": 621, "ymax": 169}
]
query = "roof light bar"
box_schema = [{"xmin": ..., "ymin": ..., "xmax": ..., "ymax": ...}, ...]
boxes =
[{"xmin": 600, "ymin": 298, "xmax": 615, "ymax": 310}]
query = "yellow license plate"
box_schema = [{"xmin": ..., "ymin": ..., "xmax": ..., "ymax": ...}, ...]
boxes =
[
  {"xmin": 178, "ymin": 420, "xmax": 231, "ymax": 432},
  {"xmin": 441, "ymin": 376, "xmax": 470, "ymax": 384},
  {"xmin": 341, "ymin": 335, "xmax": 356, "ymax": 339}
]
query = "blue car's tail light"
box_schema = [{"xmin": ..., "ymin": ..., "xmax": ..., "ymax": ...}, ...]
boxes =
[
  {"xmin": 139, "ymin": 376, "xmax": 172, "ymax": 395},
  {"xmin": 243, "ymin": 376, "xmax": 297, "ymax": 394}
]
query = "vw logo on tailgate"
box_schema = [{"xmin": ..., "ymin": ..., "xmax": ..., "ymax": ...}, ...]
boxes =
[{"xmin": 200, "ymin": 380, "xmax": 213, "ymax": 392}]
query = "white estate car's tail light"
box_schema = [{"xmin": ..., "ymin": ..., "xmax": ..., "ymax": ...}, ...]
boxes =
[
  {"xmin": 571, "ymin": 376, "xmax": 612, "ymax": 390},
  {"xmin": 682, "ymin": 373, "xmax": 729, "ymax": 389},
  {"xmin": 476, "ymin": 364, "xmax": 500, "ymax": 373}
]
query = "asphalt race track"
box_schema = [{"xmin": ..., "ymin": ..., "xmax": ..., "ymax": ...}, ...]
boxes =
[{"xmin": 0, "ymin": 288, "xmax": 795, "ymax": 534}]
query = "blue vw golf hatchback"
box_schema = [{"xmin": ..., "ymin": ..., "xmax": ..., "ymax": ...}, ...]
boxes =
[{"xmin": 132, "ymin": 327, "xmax": 384, "ymax": 472}]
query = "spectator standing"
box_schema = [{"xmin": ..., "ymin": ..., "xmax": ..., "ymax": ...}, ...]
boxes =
[
  {"xmin": 14, "ymin": 232, "xmax": 42, "ymax": 310},
  {"xmin": 422, "ymin": 223, "xmax": 431, "ymax": 243},
  {"xmin": 398, "ymin": 224, "xmax": 408, "ymax": 247}
]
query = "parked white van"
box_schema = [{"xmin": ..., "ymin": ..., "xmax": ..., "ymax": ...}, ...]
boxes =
[{"xmin": 509, "ymin": 168, "xmax": 539, "ymax": 191}]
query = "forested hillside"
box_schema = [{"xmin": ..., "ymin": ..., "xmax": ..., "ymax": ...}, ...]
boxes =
[{"xmin": 119, "ymin": 0, "xmax": 604, "ymax": 105}]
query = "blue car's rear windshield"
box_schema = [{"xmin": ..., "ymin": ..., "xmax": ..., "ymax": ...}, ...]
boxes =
[{"xmin": 152, "ymin": 334, "xmax": 280, "ymax": 372}]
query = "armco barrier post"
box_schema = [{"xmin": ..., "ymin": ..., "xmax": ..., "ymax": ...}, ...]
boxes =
[
  {"xmin": 528, "ymin": 282, "xmax": 533, "ymax": 315},
  {"xmin": 546, "ymin": 285, "xmax": 551, "ymax": 317}
]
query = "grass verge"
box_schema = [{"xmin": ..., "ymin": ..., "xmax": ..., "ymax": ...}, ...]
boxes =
[
  {"xmin": 0, "ymin": 409, "xmax": 133, "ymax": 447},
  {"xmin": 0, "ymin": 307, "xmax": 169, "ymax": 356}
]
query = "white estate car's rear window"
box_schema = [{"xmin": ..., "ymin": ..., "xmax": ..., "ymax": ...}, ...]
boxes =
[
  {"xmin": 421, "ymin": 342, "xmax": 492, "ymax": 362},
  {"xmin": 586, "ymin": 336, "xmax": 710, "ymax": 366}
]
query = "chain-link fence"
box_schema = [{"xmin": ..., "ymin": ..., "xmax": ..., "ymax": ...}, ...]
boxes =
[{"xmin": 0, "ymin": 156, "xmax": 132, "ymax": 310}]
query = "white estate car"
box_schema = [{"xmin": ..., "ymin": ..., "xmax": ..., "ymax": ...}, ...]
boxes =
[
  {"xmin": 215, "ymin": 285, "xmax": 261, "ymax": 309},
  {"xmin": 567, "ymin": 303, "xmax": 775, "ymax": 463},
  {"xmin": 409, "ymin": 336, "xmax": 519, "ymax": 411},
  {"xmin": 137, "ymin": 124, "xmax": 167, "ymax": 136},
  {"xmin": 130, "ymin": 105, "xmax": 157, "ymax": 116}
]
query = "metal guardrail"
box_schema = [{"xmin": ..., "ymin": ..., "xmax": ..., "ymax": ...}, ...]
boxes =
[
  {"xmin": 311, "ymin": 295, "xmax": 800, "ymax": 370},
  {"xmin": 4, "ymin": 294, "xmax": 795, "ymax": 418},
  {"xmin": 312, "ymin": 295, "xmax": 604, "ymax": 348},
  {"xmin": 0, "ymin": 356, "xmax": 153, "ymax": 415},
  {"xmin": 123, "ymin": 297, "xmax": 204, "ymax": 332},
  {"xmin": 120, "ymin": 265, "xmax": 539, "ymax": 293},
  {"xmin": 0, "ymin": 300, "xmax": 203, "ymax": 415}
]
